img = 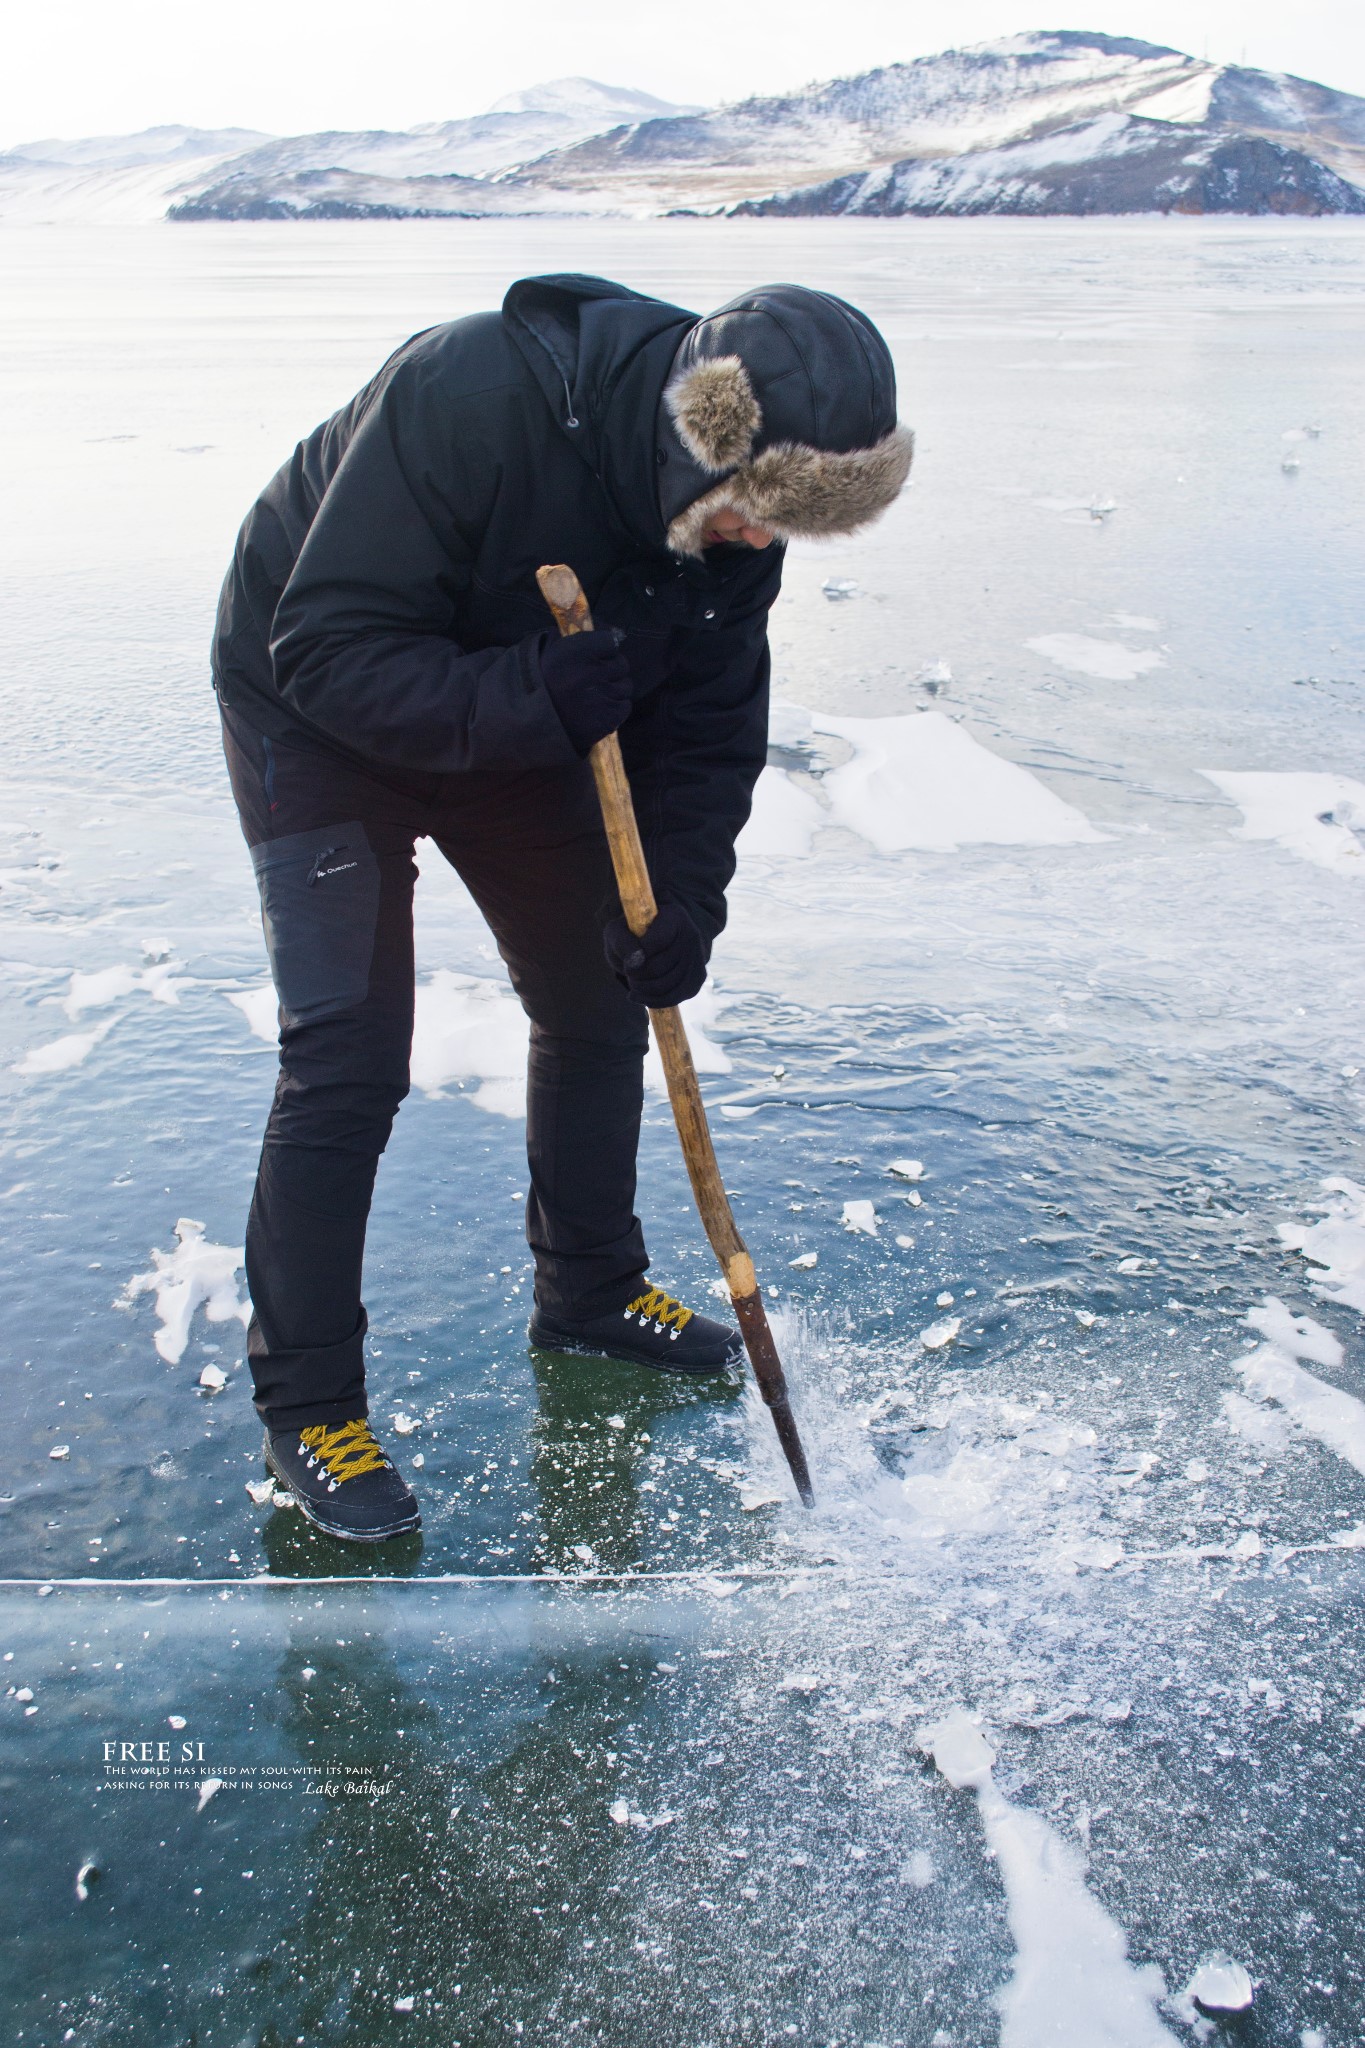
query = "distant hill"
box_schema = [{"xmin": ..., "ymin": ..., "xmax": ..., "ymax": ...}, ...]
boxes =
[
  {"xmin": 0, "ymin": 81, "xmax": 696, "ymax": 223},
  {"xmin": 5, "ymin": 37, "xmax": 1364, "ymax": 223}
]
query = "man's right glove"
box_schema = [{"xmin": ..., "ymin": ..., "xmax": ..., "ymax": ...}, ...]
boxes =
[
  {"xmin": 539, "ymin": 627, "xmax": 633, "ymax": 757},
  {"xmin": 603, "ymin": 902, "xmax": 708, "ymax": 1009}
]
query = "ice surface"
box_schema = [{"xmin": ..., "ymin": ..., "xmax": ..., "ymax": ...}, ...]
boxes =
[
  {"xmin": 809, "ymin": 710, "xmax": 1102, "ymax": 853},
  {"xmin": 1199, "ymin": 771, "xmax": 1365, "ymax": 876},
  {"xmin": 119, "ymin": 1219, "xmax": 250, "ymax": 1364},
  {"xmin": 6, "ymin": 217, "xmax": 1365, "ymax": 2044},
  {"xmin": 1279, "ymin": 1178, "xmax": 1365, "ymax": 1313},
  {"xmin": 918, "ymin": 1711, "xmax": 1178, "ymax": 2046}
]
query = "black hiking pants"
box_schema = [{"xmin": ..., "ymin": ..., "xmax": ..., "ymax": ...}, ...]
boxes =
[{"xmin": 220, "ymin": 702, "xmax": 649, "ymax": 1433}]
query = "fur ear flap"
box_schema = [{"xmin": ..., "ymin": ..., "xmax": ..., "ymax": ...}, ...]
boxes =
[
  {"xmin": 665, "ymin": 356, "xmax": 762, "ymax": 472},
  {"xmin": 665, "ymin": 423, "xmax": 915, "ymax": 558}
]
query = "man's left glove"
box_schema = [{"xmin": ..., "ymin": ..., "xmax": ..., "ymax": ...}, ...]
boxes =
[{"xmin": 603, "ymin": 902, "xmax": 708, "ymax": 1008}]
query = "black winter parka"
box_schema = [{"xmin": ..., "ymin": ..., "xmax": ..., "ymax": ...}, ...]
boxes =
[{"xmin": 211, "ymin": 274, "xmax": 784, "ymax": 950}]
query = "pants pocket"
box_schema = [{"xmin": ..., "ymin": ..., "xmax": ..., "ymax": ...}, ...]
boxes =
[{"xmin": 250, "ymin": 822, "xmax": 381, "ymax": 1026}]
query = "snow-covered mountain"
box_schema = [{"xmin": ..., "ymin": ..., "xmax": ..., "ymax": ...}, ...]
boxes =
[
  {"xmin": 0, "ymin": 125, "xmax": 273, "ymax": 224},
  {"xmin": 733, "ymin": 113, "xmax": 1365, "ymax": 218},
  {"xmin": 0, "ymin": 81, "xmax": 697, "ymax": 223},
  {"xmin": 8, "ymin": 37, "xmax": 1365, "ymax": 223},
  {"xmin": 505, "ymin": 31, "xmax": 1365, "ymax": 214}
]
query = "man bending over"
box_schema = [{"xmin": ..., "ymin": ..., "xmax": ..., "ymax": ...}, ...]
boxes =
[{"xmin": 213, "ymin": 273, "xmax": 912, "ymax": 1541}]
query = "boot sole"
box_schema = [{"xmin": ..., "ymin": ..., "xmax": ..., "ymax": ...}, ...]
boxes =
[
  {"xmin": 263, "ymin": 1444, "xmax": 422, "ymax": 1545},
  {"xmin": 527, "ymin": 1319, "xmax": 742, "ymax": 1378}
]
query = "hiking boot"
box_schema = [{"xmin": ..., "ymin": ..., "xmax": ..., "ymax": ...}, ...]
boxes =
[
  {"xmin": 528, "ymin": 1281, "xmax": 743, "ymax": 1376},
  {"xmin": 262, "ymin": 1418, "xmax": 421, "ymax": 1544}
]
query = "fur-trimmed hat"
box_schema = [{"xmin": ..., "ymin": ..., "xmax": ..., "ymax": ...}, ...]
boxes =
[{"xmin": 656, "ymin": 285, "xmax": 912, "ymax": 557}]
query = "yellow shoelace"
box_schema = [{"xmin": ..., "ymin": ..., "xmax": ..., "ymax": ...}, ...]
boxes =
[
  {"xmin": 298, "ymin": 1419, "xmax": 391, "ymax": 1484},
  {"xmin": 625, "ymin": 1286, "xmax": 694, "ymax": 1334}
]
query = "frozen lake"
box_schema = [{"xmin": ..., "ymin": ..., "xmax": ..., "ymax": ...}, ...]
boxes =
[{"xmin": 2, "ymin": 217, "xmax": 1365, "ymax": 2045}]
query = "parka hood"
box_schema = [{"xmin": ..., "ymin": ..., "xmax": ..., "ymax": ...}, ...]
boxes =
[
  {"xmin": 502, "ymin": 273, "xmax": 697, "ymax": 554},
  {"xmin": 501, "ymin": 274, "xmax": 912, "ymax": 562}
]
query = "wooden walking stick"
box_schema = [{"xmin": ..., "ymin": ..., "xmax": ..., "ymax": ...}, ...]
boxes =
[{"xmin": 537, "ymin": 564, "xmax": 815, "ymax": 1508}]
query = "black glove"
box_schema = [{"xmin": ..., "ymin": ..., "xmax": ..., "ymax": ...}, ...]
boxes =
[
  {"xmin": 539, "ymin": 627, "xmax": 633, "ymax": 757},
  {"xmin": 603, "ymin": 902, "xmax": 708, "ymax": 1008}
]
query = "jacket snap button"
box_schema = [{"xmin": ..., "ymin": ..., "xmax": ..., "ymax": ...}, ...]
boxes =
[
  {"xmin": 704, "ymin": 608, "xmax": 716, "ymax": 620},
  {"xmin": 644, "ymin": 585, "xmax": 654, "ymax": 597}
]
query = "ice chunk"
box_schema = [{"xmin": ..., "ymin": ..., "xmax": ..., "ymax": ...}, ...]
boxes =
[
  {"xmin": 886, "ymin": 1158, "xmax": 924, "ymax": 1181},
  {"xmin": 393, "ymin": 1997, "xmax": 415, "ymax": 2013},
  {"xmin": 739, "ymin": 1484, "xmax": 783, "ymax": 1511},
  {"xmin": 198, "ymin": 1362, "xmax": 228, "ymax": 1392},
  {"xmin": 936, "ymin": 1291, "xmax": 955, "ymax": 1307},
  {"xmin": 842, "ymin": 1200, "xmax": 878, "ymax": 1236},
  {"xmin": 789, "ymin": 1251, "xmax": 817, "ymax": 1269},
  {"xmin": 196, "ymin": 1778, "xmax": 223, "ymax": 1811},
  {"xmin": 167, "ymin": 1714, "xmax": 187, "ymax": 1730},
  {"xmin": 245, "ymin": 1479, "xmax": 275, "ymax": 1506},
  {"xmin": 810, "ymin": 709, "xmax": 1102, "ymax": 853},
  {"xmin": 49, "ymin": 1444, "xmax": 70, "ymax": 1460},
  {"xmin": 1025, "ymin": 633, "xmax": 1164, "ymax": 681},
  {"xmin": 917, "ymin": 1711, "xmax": 996, "ymax": 1790},
  {"xmin": 1185, "ymin": 1954, "xmax": 1253, "ymax": 2016},
  {"xmin": 821, "ymin": 576, "xmax": 859, "ymax": 600},
  {"xmin": 919, "ymin": 1316, "xmax": 961, "ymax": 1351},
  {"xmin": 609, "ymin": 1798, "xmax": 631, "ymax": 1825},
  {"xmin": 780, "ymin": 1671, "xmax": 822, "ymax": 1694},
  {"xmin": 391, "ymin": 1413, "xmax": 418, "ymax": 1435},
  {"xmin": 120, "ymin": 1219, "xmax": 249, "ymax": 1365},
  {"xmin": 75, "ymin": 1860, "xmax": 100, "ymax": 1900}
]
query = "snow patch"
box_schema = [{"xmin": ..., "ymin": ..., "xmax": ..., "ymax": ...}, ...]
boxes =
[
  {"xmin": 917, "ymin": 1710, "xmax": 1177, "ymax": 2046},
  {"xmin": 809, "ymin": 710, "xmax": 1101, "ymax": 853},
  {"xmin": 1026, "ymin": 634, "xmax": 1166, "ymax": 682},
  {"xmin": 736, "ymin": 766, "xmax": 827, "ymax": 857},
  {"xmin": 119, "ymin": 1219, "xmax": 250, "ymax": 1364},
  {"xmin": 1278, "ymin": 1176, "xmax": 1365, "ymax": 1314},
  {"xmin": 1199, "ymin": 771, "xmax": 1365, "ymax": 877},
  {"xmin": 15, "ymin": 1018, "xmax": 116, "ymax": 1074},
  {"xmin": 228, "ymin": 983, "xmax": 279, "ymax": 1043},
  {"xmin": 1234, "ymin": 1297, "xmax": 1365, "ymax": 1479},
  {"xmin": 410, "ymin": 970, "xmax": 528, "ymax": 1113}
]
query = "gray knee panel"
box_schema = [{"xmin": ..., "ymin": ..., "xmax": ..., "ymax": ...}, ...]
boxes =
[{"xmin": 250, "ymin": 822, "xmax": 381, "ymax": 1026}]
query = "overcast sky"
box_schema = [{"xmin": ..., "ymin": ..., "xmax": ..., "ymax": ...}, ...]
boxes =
[{"xmin": 5, "ymin": 0, "xmax": 1362, "ymax": 145}]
